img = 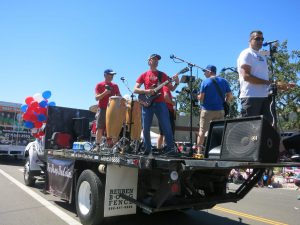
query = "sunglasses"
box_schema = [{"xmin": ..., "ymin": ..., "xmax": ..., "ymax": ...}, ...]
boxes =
[{"xmin": 253, "ymin": 37, "xmax": 264, "ymax": 42}]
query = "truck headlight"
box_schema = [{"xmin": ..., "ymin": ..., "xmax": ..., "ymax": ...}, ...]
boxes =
[{"xmin": 170, "ymin": 171, "xmax": 179, "ymax": 181}]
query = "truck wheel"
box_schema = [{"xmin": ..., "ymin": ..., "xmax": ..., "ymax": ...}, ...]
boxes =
[
  {"xmin": 76, "ymin": 170, "xmax": 105, "ymax": 225},
  {"xmin": 24, "ymin": 157, "xmax": 36, "ymax": 187}
]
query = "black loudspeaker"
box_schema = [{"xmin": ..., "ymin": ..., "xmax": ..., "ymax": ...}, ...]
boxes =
[
  {"xmin": 73, "ymin": 117, "xmax": 90, "ymax": 140},
  {"xmin": 205, "ymin": 120, "xmax": 225, "ymax": 159},
  {"xmin": 220, "ymin": 116, "xmax": 280, "ymax": 162},
  {"xmin": 282, "ymin": 132, "xmax": 300, "ymax": 155}
]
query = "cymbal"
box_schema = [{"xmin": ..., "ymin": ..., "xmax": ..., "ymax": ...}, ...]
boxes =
[{"xmin": 89, "ymin": 105, "xmax": 98, "ymax": 113}]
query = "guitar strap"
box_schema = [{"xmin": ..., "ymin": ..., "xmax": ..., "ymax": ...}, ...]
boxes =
[
  {"xmin": 211, "ymin": 77, "xmax": 225, "ymax": 101},
  {"xmin": 157, "ymin": 71, "xmax": 162, "ymax": 85}
]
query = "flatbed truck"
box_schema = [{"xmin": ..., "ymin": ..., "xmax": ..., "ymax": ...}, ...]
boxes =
[{"xmin": 24, "ymin": 105, "xmax": 300, "ymax": 225}]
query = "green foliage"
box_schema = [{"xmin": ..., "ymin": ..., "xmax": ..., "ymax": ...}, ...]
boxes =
[
  {"xmin": 176, "ymin": 41, "xmax": 300, "ymax": 130},
  {"xmin": 176, "ymin": 78, "xmax": 201, "ymax": 117},
  {"xmin": 271, "ymin": 41, "xmax": 300, "ymax": 130},
  {"xmin": 219, "ymin": 70, "xmax": 240, "ymax": 118}
]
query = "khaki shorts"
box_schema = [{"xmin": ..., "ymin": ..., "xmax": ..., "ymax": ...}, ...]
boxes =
[
  {"xmin": 96, "ymin": 108, "xmax": 106, "ymax": 129},
  {"xmin": 199, "ymin": 110, "xmax": 224, "ymax": 135}
]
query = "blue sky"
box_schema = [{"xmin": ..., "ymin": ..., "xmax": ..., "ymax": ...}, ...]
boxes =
[{"xmin": 1, "ymin": 0, "xmax": 299, "ymax": 110}]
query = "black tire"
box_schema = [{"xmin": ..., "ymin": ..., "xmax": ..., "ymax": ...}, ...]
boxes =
[
  {"xmin": 24, "ymin": 157, "xmax": 36, "ymax": 187},
  {"xmin": 76, "ymin": 169, "xmax": 105, "ymax": 225}
]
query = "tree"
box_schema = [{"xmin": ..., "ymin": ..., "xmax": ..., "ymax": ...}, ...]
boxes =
[
  {"xmin": 176, "ymin": 71, "xmax": 239, "ymax": 118},
  {"xmin": 176, "ymin": 78, "xmax": 202, "ymax": 117},
  {"xmin": 176, "ymin": 41, "xmax": 300, "ymax": 130},
  {"xmin": 271, "ymin": 41, "xmax": 300, "ymax": 130},
  {"xmin": 219, "ymin": 69, "xmax": 239, "ymax": 118}
]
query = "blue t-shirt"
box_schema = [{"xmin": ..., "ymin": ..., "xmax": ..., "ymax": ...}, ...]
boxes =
[{"xmin": 199, "ymin": 77, "xmax": 231, "ymax": 110}]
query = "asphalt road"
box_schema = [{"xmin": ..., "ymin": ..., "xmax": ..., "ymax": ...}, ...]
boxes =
[{"xmin": 1, "ymin": 156, "xmax": 300, "ymax": 225}]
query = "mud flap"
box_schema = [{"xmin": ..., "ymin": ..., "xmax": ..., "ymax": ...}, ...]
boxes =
[{"xmin": 104, "ymin": 165, "xmax": 138, "ymax": 217}]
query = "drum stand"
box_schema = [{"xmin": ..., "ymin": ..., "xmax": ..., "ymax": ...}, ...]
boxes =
[
  {"xmin": 112, "ymin": 122, "xmax": 129, "ymax": 153},
  {"xmin": 120, "ymin": 78, "xmax": 141, "ymax": 154},
  {"xmin": 128, "ymin": 93, "xmax": 143, "ymax": 154}
]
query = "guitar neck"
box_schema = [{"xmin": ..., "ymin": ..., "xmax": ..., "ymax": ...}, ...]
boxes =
[
  {"xmin": 152, "ymin": 67, "xmax": 188, "ymax": 93},
  {"xmin": 153, "ymin": 77, "xmax": 175, "ymax": 93}
]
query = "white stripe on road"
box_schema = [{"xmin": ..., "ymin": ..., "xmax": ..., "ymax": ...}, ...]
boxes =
[{"xmin": 0, "ymin": 168, "xmax": 82, "ymax": 225}]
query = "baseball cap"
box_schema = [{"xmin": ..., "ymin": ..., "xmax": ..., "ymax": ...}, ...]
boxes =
[
  {"xmin": 148, "ymin": 54, "xmax": 161, "ymax": 60},
  {"xmin": 104, "ymin": 69, "xmax": 116, "ymax": 75},
  {"xmin": 203, "ymin": 65, "xmax": 217, "ymax": 74}
]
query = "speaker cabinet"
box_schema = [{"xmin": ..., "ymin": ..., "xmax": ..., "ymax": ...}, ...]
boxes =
[
  {"xmin": 220, "ymin": 116, "xmax": 280, "ymax": 162},
  {"xmin": 73, "ymin": 117, "xmax": 90, "ymax": 140},
  {"xmin": 205, "ymin": 120, "xmax": 225, "ymax": 159}
]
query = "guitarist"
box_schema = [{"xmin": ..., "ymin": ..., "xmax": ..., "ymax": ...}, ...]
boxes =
[{"xmin": 134, "ymin": 54, "xmax": 179, "ymax": 156}]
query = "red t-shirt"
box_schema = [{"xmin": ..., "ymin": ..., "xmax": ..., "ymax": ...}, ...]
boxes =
[
  {"xmin": 136, "ymin": 70, "xmax": 170, "ymax": 103},
  {"xmin": 162, "ymin": 86, "xmax": 174, "ymax": 112},
  {"xmin": 95, "ymin": 81, "xmax": 121, "ymax": 109}
]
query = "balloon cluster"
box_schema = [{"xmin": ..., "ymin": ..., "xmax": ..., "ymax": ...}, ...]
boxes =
[{"xmin": 21, "ymin": 90, "xmax": 56, "ymax": 139}]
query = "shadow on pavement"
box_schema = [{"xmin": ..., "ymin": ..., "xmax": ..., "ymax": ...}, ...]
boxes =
[
  {"xmin": 50, "ymin": 201, "xmax": 249, "ymax": 225},
  {"xmin": 104, "ymin": 209, "xmax": 247, "ymax": 225},
  {"xmin": 0, "ymin": 155, "xmax": 25, "ymax": 166}
]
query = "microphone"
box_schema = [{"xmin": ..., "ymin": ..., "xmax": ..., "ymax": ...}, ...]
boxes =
[
  {"xmin": 263, "ymin": 40, "xmax": 278, "ymax": 47},
  {"xmin": 120, "ymin": 77, "xmax": 125, "ymax": 81},
  {"xmin": 170, "ymin": 54, "xmax": 175, "ymax": 59}
]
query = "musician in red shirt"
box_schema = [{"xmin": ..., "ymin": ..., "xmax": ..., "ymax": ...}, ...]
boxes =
[
  {"xmin": 134, "ymin": 54, "xmax": 179, "ymax": 156},
  {"xmin": 94, "ymin": 69, "xmax": 121, "ymax": 151}
]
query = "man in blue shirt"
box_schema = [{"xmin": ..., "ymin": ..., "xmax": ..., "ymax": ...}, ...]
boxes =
[{"xmin": 196, "ymin": 65, "xmax": 232, "ymax": 154}]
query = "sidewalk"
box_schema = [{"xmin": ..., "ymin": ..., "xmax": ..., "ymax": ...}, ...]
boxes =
[
  {"xmin": 272, "ymin": 175, "xmax": 297, "ymax": 189},
  {"xmin": 280, "ymin": 182, "xmax": 297, "ymax": 189}
]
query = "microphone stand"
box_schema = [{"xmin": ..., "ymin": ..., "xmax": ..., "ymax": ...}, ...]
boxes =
[
  {"xmin": 268, "ymin": 44, "xmax": 278, "ymax": 129},
  {"xmin": 171, "ymin": 55, "xmax": 206, "ymax": 146}
]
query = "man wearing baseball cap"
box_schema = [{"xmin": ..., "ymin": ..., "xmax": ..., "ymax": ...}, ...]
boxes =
[
  {"xmin": 93, "ymin": 69, "xmax": 121, "ymax": 151},
  {"xmin": 197, "ymin": 65, "xmax": 232, "ymax": 154},
  {"xmin": 134, "ymin": 54, "xmax": 179, "ymax": 156}
]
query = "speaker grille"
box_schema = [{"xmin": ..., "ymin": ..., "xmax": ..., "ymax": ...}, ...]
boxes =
[
  {"xmin": 223, "ymin": 120, "xmax": 261, "ymax": 160},
  {"xmin": 220, "ymin": 117, "xmax": 279, "ymax": 162}
]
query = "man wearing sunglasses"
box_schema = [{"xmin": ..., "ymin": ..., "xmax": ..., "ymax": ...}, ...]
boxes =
[{"xmin": 237, "ymin": 30, "xmax": 273, "ymax": 124}]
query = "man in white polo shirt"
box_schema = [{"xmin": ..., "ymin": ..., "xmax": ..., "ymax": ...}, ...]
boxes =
[{"xmin": 237, "ymin": 30, "xmax": 273, "ymax": 124}]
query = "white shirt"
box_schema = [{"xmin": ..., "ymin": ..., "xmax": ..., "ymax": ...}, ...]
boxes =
[{"xmin": 237, "ymin": 47, "xmax": 269, "ymax": 98}]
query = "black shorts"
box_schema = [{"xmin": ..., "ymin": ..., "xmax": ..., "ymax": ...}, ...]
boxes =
[{"xmin": 241, "ymin": 97, "xmax": 273, "ymax": 124}]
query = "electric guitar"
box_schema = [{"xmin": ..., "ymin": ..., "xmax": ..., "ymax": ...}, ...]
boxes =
[{"xmin": 138, "ymin": 67, "xmax": 189, "ymax": 107}]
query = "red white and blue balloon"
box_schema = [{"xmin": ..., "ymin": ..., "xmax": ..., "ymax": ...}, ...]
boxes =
[{"xmin": 21, "ymin": 90, "xmax": 56, "ymax": 139}]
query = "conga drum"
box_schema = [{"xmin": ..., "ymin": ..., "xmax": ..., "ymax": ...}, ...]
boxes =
[
  {"xmin": 106, "ymin": 96, "xmax": 126, "ymax": 141},
  {"xmin": 126, "ymin": 100, "xmax": 142, "ymax": 140}
]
